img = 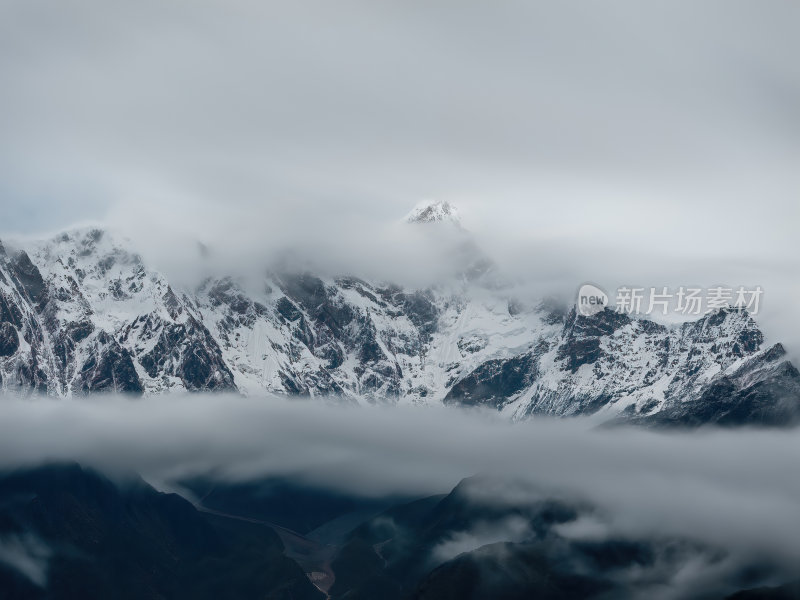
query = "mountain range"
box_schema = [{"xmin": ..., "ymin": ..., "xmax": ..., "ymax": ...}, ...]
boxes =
[{"xmin": 1, "ymin": 201, "xmax": 798, "ymax": 426}]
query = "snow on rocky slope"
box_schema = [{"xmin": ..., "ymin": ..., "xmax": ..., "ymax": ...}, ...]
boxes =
[
  {"xmin": 1, "ymin": 202, "xmax": 798, "ymax": 426},
  {"xmin": 405, "ymin": 199, "xmax": 462, "ymax": 226}
]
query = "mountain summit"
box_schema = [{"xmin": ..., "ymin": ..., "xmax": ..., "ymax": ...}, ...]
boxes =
[{"xmin": 404, "ymin": 200, "xmax": 462, "ymax": 227}]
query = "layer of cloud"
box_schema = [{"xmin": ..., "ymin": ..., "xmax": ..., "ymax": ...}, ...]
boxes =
[{"xmin": 1, "ymin": 394, "xmax": 799, "ymax": 571}]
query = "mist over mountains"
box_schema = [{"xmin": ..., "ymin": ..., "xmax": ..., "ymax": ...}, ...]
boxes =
[{"xmin": 1, "ymin": 202, "xmax": 798, "ymax": 427}]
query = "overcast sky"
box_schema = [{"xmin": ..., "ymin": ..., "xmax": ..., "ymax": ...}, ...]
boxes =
[
  {"xmin": 1, "ymin": 1, "xmax": 798, "ymax": 333},
  {"xmin": 1, "ymin": 1, "xmax": 797, "ymax": 232}
]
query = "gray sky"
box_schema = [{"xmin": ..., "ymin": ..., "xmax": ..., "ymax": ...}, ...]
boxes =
[
  {"xmin": 1, "ymin": 1, "xmax": 798, "ymax": 345},
  {"xmin": 1, "ymin": 1, "xmax": 798, "ymax": 234}
]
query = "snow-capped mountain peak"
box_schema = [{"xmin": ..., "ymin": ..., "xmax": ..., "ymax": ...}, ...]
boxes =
[{"xmin": 405, "ymin": 200, "xmax": 462, "ymax": 228}]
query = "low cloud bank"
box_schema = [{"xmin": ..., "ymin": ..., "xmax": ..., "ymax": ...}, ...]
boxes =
[{"xmin": 0, "ymin": 394, "xmax": 799, "ymax": 569}]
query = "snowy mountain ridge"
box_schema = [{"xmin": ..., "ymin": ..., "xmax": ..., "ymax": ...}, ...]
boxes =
[
  {"xmin": 1, "ymin": 215, "xmax": 798, "ymax": 426},
  {"xmin": 405, "ymin": 200, "xmax": 462, "ymax": 227}
]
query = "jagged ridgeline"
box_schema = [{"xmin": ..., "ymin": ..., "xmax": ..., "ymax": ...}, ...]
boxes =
[{"xmin": 0, "ymin": 202, "xmax": 798, "ymax": 426}]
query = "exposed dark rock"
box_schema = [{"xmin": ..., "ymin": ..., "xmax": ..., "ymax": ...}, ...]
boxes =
[
  {"xmin": 0, "ymin": 291, "xmax": 24, "ymax": 327},
  {"xmin": 108, "ymin": 277, "xmax": 130, "ymax": 300},
  {"xmin": 68, "ymin": 319, "xmax": 94, "ymax": 342},
  {"xmin": 737, "ymin": 327, "xmax": 763, "ymax": 354},
  {"xmin": 162, "ymin": 286, "xmax": 184, "ymax": 320},
  {"xmin": 444, "ymin": 353, "xmax": 536, "ymax": 408},
  {"xmin": 563, "ymin": 307, "xmax": 632, "ymax": 338},
  {"xmin": 53, "ymin": 320, "xmax": 95, "ymax": 379},
  {"xmin": 208, "ymin": 278, "xmax": 251, "ymax": 315},
  {"xmin": 458, "ymin": 336, "xmax": 487, "ymax": 355},
  {"xmin": 556, "ymin": 308, "xmax": 633, "ymax": 373},
  {"xmin": 97, "ymin": 254, "xmax": 116, "ymax": 274},
  {"xmin": 278, "ymin": 366, "xmax": 345, "ymax": 397},
  {"xmin": 557, "ymin": 337, "xmax": 603, "ymax": 373},
  {"xmin": 139, "ymin": 319, "xmax": 237, "ymax": 392},
  {"xmin": 762, "ymin": 343, "xmax": 787, "ymax": 362},
  {"xmin": 0, "ymin": 322, "xmax": 19, "ymax": 356},
  {"xmin": 355, "ymin": 318, "xmax": 386, "ymax": 364},
  {"xmin": 15, "ymin": 358, "xmax": 49, "ymax": 392},
  {"xmin": 279, "ymin": 274, "xmax": 356, "ymax": 347},
  {"xmin": 9, "ymin": 251, "xmax": 48, "ymax": 310},
  {"xmin": 377, "ymin": 286, "xmax": 439, "ymax": 341},
  {"xmin": 336, "ymin": 276, "xmax": 383, "ymax": 305},
  {"xmin": 625, "ymin": 359, "xmax": 800, "ymax": 428},
  {"xmin": 76, "ymin": 334, "xmax": 143, "ymax": 395},
  {"xmin": 400, "ymin": 291, "xmax": 438, "ymax": 339},
  {"xmin": 276, "ymin": 296, "xmax": 303, "ymax": 322}
]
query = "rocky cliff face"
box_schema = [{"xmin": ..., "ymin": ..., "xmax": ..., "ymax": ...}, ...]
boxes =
[{"xmin": 0, "ymin": 217, "xmax": 797, "ymax": 426}]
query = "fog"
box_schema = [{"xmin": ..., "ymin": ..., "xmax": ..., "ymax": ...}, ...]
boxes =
[
  {"xmin": 0, "ymin": 534, "xmax": 51, "ymax": 589},
  {"xmin": 1, "ymin": 394, "xmax": 800, "ymax": 579}
]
